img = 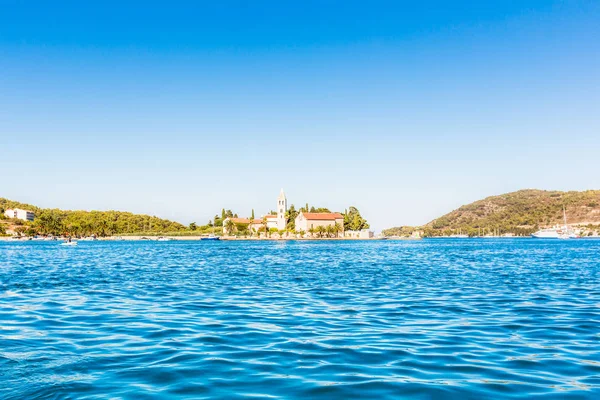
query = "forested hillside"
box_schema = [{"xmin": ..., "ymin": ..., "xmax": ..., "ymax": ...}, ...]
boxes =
[
  {"xmin": 383, "ymin": 190, "xmax": 600, "ymax": 237},
  {"xmin": 0, "ymin": 198, "xmax": 188, "ymax": 236}
]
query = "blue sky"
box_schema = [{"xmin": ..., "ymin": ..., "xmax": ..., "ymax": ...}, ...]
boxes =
[{"xmin": 1, "ymin": 1, "xmax": 599, "ymax": 230}]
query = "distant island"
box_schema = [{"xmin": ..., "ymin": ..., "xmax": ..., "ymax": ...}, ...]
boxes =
[
  {"xmin": 383, "ymin": 189, "xmax": 600, "ymax": 238},
  {"xmin": 0, "ymin": 191, "xmax": 369, "ymax": 239}
]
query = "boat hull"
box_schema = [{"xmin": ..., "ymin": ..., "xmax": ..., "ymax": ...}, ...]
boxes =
[
  {"xmin": 531, "ymin": 233, "xmax": 560, "ymax": 239},
  {"xmin": 531, "ymin": 232, "xmax": 579, "ymax": 239}
]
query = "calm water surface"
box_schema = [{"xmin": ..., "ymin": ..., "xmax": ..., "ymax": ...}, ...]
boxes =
[{"xmin": 1, "ymin": 239, "xmax": 599, "ymax": 399}]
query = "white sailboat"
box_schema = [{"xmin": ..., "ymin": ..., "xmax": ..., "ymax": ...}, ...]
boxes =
[{"xmin": 531, "ymin": 207, "xmax": 579, "ymax": 239}]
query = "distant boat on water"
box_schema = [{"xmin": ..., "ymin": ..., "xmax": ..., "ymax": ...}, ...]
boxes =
[
  {"xmin": 201, "ymin": 234, "xmax": 220, "ymax": 241},
  {"xmin": 531, "ymin": 228, "xmax": 564, "ymax": 239},
  {"xmin": 532, "ymin": 207, "xmax": 579, "ymax": 239}
]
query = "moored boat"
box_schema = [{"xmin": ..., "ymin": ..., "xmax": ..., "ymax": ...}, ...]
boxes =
[
  {"xmin": 201, "ymin": 234, "xmax": 220, "ymax": 241},
  {"xmin": 531, "ymin": 228, "xmax": 562, "ymax": 239},
  {"xmin": 531, "ymin": 207, "xmax": 579, "ymax": 239}
]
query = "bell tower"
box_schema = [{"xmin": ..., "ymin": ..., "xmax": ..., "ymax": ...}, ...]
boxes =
[{"xmin": 277, "ymin": 189, "xmax": 287, "ymax": 230}]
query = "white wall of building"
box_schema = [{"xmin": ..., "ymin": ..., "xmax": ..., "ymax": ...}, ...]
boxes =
[
  {"xmin": 266, "ymin": 217, "xmax": 278, "ymax": 230},
  {"xmin": 295, "ymin": 213, "xmax": 344, "ymax": 233},
  {"xmin": 277, "ymin": 189, "xmax": 287, "ymax": 230},
  {"xmin": 249, "ymin": 222, "xmax": 262, "ymax": 232},
  {"xmin": 4, "ymin": 208, "xmax": 35, "ymax": 221}
]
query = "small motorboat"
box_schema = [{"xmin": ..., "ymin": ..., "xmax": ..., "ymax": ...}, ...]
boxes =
[
  {"xmin": 201, "ymin": 234, "xmax": 220, "ymax": 241},
  {"xmin": 61, "ymin": 241, "xmax": 78, "ymax": 246},
  {"xmin": 157, "ymin": 237, "xmax": 172, "ymax": 241}
]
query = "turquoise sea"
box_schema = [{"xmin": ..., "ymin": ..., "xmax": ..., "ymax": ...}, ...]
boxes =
[{"xmin": 1, "ymin": 239, "xmax": 599, "ymax": 399}]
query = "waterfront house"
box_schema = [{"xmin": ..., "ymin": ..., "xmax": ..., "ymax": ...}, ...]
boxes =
[
  {"xmin": 265, "ymin": 215, "xmax": 278, "ymax": 230},
  {"xmin": 3, "ymin": 208, "xmax": 35, "ymax": 222},
  {"xmin": 295, "ymin": 212, "xmax": 344, "ymax": 234}
]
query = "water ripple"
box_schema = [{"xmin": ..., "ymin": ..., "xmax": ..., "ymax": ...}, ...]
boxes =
[{"xmin": 1, "ymin": 239, "xmax": 599, "ymax": 399}]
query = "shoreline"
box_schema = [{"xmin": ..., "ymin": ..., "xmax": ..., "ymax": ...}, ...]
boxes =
[
  {"xmin": 2, "ymin": 235, "xmax": 598, "ymax": 242},
  {"xmin": 0, "ymin": 235, "xmax": 388, "ymax": 242}
]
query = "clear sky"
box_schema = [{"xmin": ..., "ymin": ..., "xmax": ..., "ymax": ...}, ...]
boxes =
[{"xmin": 1, "ymin": 1, "xmax": 598, "ymax": 230}]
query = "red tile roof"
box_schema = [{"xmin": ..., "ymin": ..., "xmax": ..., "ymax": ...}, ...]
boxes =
[
  {"xmin": 301, "ymin": 212, "xmax": 344, "ymax": 221},
  {"xmin": 265, "ymin": 215, "xmax": 277, "ymax": 219}
]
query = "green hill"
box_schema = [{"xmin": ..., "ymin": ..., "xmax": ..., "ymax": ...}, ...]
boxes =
[
  {"xmin": 383, "ymin": 190, "xmax": 600, "ymax": 237},
  {"xmin": 0, "ymin": 198, "xmax": 189, "ymax": 237}
]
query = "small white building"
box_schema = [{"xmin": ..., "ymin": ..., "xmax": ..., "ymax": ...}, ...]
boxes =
[
  {"xmin": 4, "ymin": 208, "xmax": 35, "ymax": 222},
  {"xmin": 265, "ymin": 214, "xmax": 278, "ymax": 230},
  {"xmin": 295, "ymin": 212, "xmax": 344, "ymax": 235}
]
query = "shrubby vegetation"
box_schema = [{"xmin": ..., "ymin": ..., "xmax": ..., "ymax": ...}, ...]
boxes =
[
  {"xmin": 308, "ymin": 223, "xmax": 343, "ymax": 238},
  {"xmin": 382, "ymin": 190, "xmax": 600, "ymax": 237},
  {"xmin": 343, "ymin": 206, "xmax": 370, "ymax": 231},
  {"xmin": 1, "ymin": 198, "xmax": 195, "ymax": 237},
  {"xmin": 381, "ymin": 226, "xmax": 418, "ymax": 237}
]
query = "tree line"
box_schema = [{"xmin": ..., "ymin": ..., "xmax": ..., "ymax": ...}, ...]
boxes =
[{"xmin": 1, "ymin": 197, "xmax": 370, "ymax": 237}]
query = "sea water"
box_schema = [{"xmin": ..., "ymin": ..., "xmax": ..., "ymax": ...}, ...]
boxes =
[{"xmin": 1, "ymin": 239, "xmax": 599, "ymax": 399}]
